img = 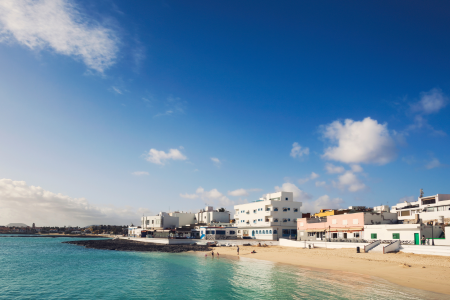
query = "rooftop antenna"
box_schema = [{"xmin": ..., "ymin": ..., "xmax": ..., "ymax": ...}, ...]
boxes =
[{"xmin": 420, "ymin": 189, "xmax": 424, "ymax": 198}]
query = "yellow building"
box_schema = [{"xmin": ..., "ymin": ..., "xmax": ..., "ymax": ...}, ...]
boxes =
[{"xmin": 313, "ymin": 209, "xmax": 349, "ymax": 218}]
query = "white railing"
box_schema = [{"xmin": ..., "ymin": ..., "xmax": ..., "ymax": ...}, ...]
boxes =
[{"xmin": 364, "ymin": 240, "xmax": 380, "ymax": 252}]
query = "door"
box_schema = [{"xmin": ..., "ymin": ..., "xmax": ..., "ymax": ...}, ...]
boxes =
[
  {"xmin": 343, "ymin": 233, "xmax": 347, "ymax": 239},
  {"xmin": 414, "ymin": 233, "xmax": 420, "ymax": 245},
  {"xmin": 252, "ymin": 230, "xmax": 255, "ymax": 237}
]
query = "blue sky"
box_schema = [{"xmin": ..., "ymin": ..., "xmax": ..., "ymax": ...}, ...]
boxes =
[{"xmin": 0, "ymin": 0, "xmax": 449, "ymax": 226}]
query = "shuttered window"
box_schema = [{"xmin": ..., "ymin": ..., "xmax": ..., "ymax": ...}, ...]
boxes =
[
  {"xmin": 392, "ymin": 233, "xmax": 400, "ymax": 239},
  {"xmin": 371, "ymin": 233, "xmax": 377, "ymax": 239}
]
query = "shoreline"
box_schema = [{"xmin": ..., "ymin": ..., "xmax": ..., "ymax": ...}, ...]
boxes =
[{"xmin": 205, "ymin": 245, "xmax": 450, "ymax": 296}]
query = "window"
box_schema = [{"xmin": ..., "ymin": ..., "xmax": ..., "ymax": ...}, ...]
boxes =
[
  {"xmin": 211, "ymin": 230, "xmax": 215, "ymax": 234},
  {"xmin": 274, "ymin": 230, "xmax": 278, "ymax": 234},
  {"xmin": 283, "ymin": 219, "xmax": 287, "ymax": 222},
  {"xmin": 253, "ymin": 210, "xmax": 257, "ymax": 213},
  {"xmin": 216, "ymin": 230, "xmax": 226, "ymax": 234},
  {"xmin": 285, "ymin": 197, "xmax": 288, "ymax": 200},
  {"xmin": 238, "ymin": 230, "xmax": 241, "ymax": 233},
  {"xmin": 294, "ymin": 208, "xmax": 298, "ymax": 212},
  {"xmin": 259, "ymin": 230, "xmax": 261, "ymax": 234},
  {"xmin": 392, "ymin": 233, "xmax": 400, "ymax": 239},
  {"xmin": 262, "ymin": 230, "xmax": 266, "ymax": 234},
  {"xmin": 332, "ymin": 219, "xmax": 337, "ymax": 225},
  {"xmin": 206, "ymin": 230, "xmax": 211, "ymax": 234},
  {"xmin": 401, "ymin": 210, "xmax": 411, "ymax": 216},
  {"xmin": 288, "ymin": 218, "xmax": 291, "ymax": 221},
  {"xmin": 274, "ymin": 219, "xmax": 278, "ymax": 222},
  {"xmin": 288, "ymin": 208, "xmax": 291, "ymax": 211},
  {"xmin": 353, "ymin": 219, "xmax": 358, "ymax": 225},
  {"xmin": 371, "ymin": 233, "xmax": 377, "ymax": 239},
  {"xmin": 274, "ymin": 208, "xmax": 278, "ymax": 211},
  {"xmin": 266, "ymin": 208, "xmax": 271, "ymax": 211},
  {"xmin": 343, "ymin": 220, "xmax": 348, "ymax": 225},
  {"xmin": 332, "ymin": 233, "xmax": 338, "ymax": 238},
  {"xmin": 283, "ymin": 208, "xmax": 288, "ymax": 212},
  {"xmin": 308, "ymin": 232, "xmax": 315, "ymax": 237},
  {"xmin": 253, "ymin": 220, "xmax": 256, "ymax": 223},
  {"xmin": 269, "ymin": 230, "xmax": 272, "ymax": 234},
  {"xmin": 353, "ymin": 232, "xmax": 360, "ymax": 238}
]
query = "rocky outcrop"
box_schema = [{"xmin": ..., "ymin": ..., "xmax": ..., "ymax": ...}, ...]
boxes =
[{"xmin": 63, "ymin": 239, "xmax": 210, "ymax": 253}]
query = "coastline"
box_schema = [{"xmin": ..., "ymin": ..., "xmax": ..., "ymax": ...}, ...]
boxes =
[{"xmin": 205, "ymin": 245, "xmax": 450, "ymax": 296}]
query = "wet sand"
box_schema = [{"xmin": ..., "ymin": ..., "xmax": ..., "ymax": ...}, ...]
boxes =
[{"xmin": 211, "ymin": 245, "xmax": 450, "ymax": 295}]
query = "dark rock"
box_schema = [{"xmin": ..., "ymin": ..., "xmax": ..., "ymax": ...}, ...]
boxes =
[{"xmin": 63, "ymin": 239, "xmax": 211, "ymax": 253}]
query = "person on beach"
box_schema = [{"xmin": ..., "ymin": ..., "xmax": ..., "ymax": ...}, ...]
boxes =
[
  {"xmin": 421, "ymin": 235, "xmax": 426, "ymax": 245},
  {"xmin": 211, "ymin": 250, "xmax": 214, "ymax": 257},
  {"xmin": 237, "ymin": 246, "xmax": 239, "ymax": 255}
]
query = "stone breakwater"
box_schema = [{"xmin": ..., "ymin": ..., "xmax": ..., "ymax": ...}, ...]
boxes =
[{"xmin": 63, "ymin": 239, "xmax": 211, "ymax": 253}]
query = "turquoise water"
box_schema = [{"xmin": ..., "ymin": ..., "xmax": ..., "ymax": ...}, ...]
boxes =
[{"xmin": 0, "ymin": 236, "xmax": 446, "ymax": 299}]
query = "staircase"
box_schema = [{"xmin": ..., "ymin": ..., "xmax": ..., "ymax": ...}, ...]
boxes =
[{"xmin": 368, "ymin": 244, "xmax": 384, "ymax": 253}]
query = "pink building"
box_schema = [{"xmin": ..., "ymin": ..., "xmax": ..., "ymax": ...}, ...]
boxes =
[{"xmin": 297, "ymin": 212, "xmax": 397, "ymax": 241}]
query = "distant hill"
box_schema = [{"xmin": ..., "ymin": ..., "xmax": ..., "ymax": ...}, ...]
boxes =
[{"xmin": 6, "ymin": 223, "xmax": 29, "ymax": 227}]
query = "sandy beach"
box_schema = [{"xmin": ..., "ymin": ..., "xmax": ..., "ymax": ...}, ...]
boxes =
[{"xmin": 207, "ymin": 245, "xmax": 450, "ymax": 295}]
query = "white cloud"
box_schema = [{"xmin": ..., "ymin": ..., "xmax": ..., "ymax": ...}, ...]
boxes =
[
  {"xmin": 301, "ymin": 195, "xmax": 344, "ymax": 214},
  {"xmin": 0, "ymin": 178, "xmax": 147, "ymax": 226},
  {"xmin": 298, "ymin": 172, "xmax": 320, "ymax": 185},
  {"xmin": 350, "ymin": 164, "xmax": 363, "ymax": 173},
  {"xmin": 325, "ymin": 163, "xmax": 345, "ymax": 174},
  {"xmin": 322, "ymin": 117, "xmax": 396, "ymax": 165},
  {"xmin": 132, "ymin": 171, "xmax": 149, "ymax": 176},
  {"xmin": 111, "ymin": 86, "xmax": 123, "ymax": 95},
  {"xmin": 411, "ymin": 88, "xmax": 448, "ymax": 114},
  {"xmin": 405, "ymin": 115, "xmax": 446, "ymax": 136},
  {"xmin": 310, "ymin": 172, "xmax": 319, "ymax": 179},
  {"xmin": 0, "ymin": 0, "xmax": 118, "ymax": 72},
  {"xmin": 274, "ymin": 182, "xmax": 312, "ymax": 201},
  {"xmin": 333, "ymin": 171, "xmax": 366, "ymax": 192},
  {"xmin": 181, "ymin": 187, "xmax": 232, "ymax": 207},
  {"xmin": 179, "ymin": 193, "xmax": 198, "ymax": 199},
  {"xmin": 211, "ymin": 157, "xmax": 221, "ymax": 167},
  {"xmin": 290, "ymin": 142, "xmax": 309, "ymax": 159},
  {"xmin": 315, "ymin": 181, "xmax": 326, "ymax": 187},
  {"xmin": 425, "ymin": 158, "xmax": 443, "ymax": 170},
  {"xmin": 145, "ymin": 148, "xmax": 187, "ymax": 165},
  {"xmin": 398, "ymin": 196, "xmax": 416, "ymax": 203},
  {"xmin": 227, "ymin": 188, "xmax": 262, "ymax": 197}
]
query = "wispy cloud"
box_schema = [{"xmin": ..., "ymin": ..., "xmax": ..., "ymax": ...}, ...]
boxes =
[
  {"xmin": 0, "ymin": 0, "xmax": 119, "ymax": 73},
  {"xmin": 211, "ymin": 157, "xmax": 221, "ymax": 167},
  {"xmin": 154, "ymin": 95, "xmax": 186, "ymax": 117},
  {"xmin": 290, "ymin": 142, "xmax": 309, "ymax": 159},
  {"xmin": 411, "ymin": 88, "xmax": 448, "ymax": 115},
  {"xmin": 332, "ymin": 171, "xmax": 366, "ymax": 192},
  {"xmin": 227, "ymin": 188, "xmax": 262, "ymax": 197},
  {"xmin": 425, "ymin": 158, "xmax": 443, "ymax": 170},
  {"xmin": 180, "ymin": 187, "xmax": 233, "ymax": 207},
  {"xmin": 298, "ymin": 172, "xmax": 320, "ymax": 185},
  {"xmin": 145, "ymin": 148, "xmax": 187, "ymax": 165}
]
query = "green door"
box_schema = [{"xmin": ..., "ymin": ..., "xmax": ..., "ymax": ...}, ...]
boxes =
[{"xmin": 414, "ymin": 233, "xmax": 420, "ymax": 245}]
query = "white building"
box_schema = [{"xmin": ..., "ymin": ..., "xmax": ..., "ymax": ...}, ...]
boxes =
[
  {"xmin": 364, "ymin": 224, "xmax": 443, "ymax": 245},
  {"xmin": 142, "ymin": 207, "xmax": 230, "ymax": 230},
  {"xmin": 234, "ymin": 191, "xmax": 302, "ymax": 240},
  {"xmin": 142, "ymin": 212, "xmax": 191, "ymax": 230},
  {"xmin": 199, "ymin": 226, "xmax": 238, "ymax": 240},
  {"xmin": 128, "ymin": 226, "xmax": 142, "ymax": 238},
  {"xmin": 391, "ymin": 194, "xmax": 450, "ymax": 224},
  {"xmin": 195, "ymin": 206, "xmax": 230, "ymax": 224}
]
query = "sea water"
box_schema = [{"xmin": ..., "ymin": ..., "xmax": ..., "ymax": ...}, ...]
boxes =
[{"xmin": 0, "ymin": 235, "xmax": 446, "ymax": 299}]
